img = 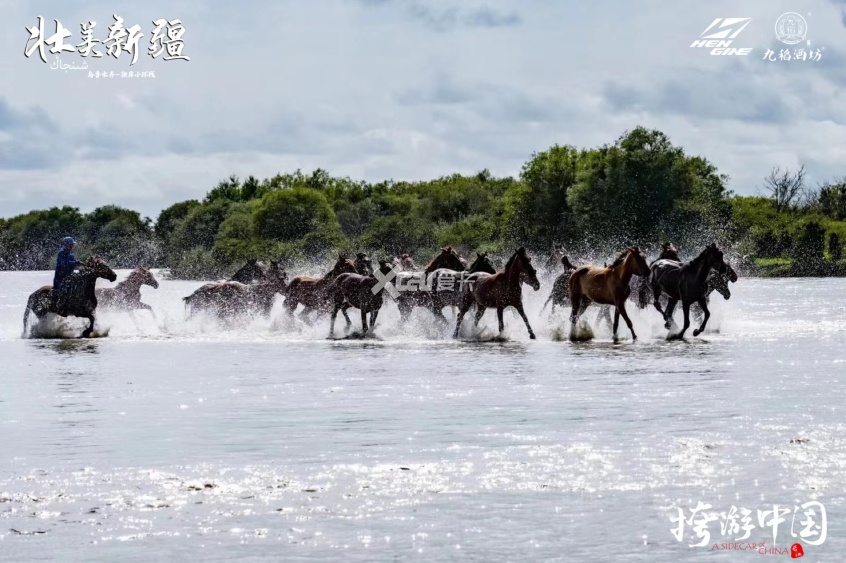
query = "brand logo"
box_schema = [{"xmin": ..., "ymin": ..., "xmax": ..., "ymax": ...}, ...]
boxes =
[
  {"xmin": 775, "ymin": 12, "xmax": 807, "ymax": 45},
  {"xmin": 690, "ymin": 18, "xmax": 753, "ymax": 56}
]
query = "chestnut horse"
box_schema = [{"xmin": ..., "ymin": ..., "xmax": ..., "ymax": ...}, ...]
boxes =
[
  {"xmin": 95, "ymin": 266, "xmax": 159, "ymax": 319},
  {"xmin": 568, "ymin": 247, "xmax": 650, "ymax": 341},
  {"xmin": 649, "ymin": 243, "xmax": 728, "ymax": 339},
  {"xmin": 22, "ymin": 256, "xmax": 118, "ymax": 338},
  {"xmin": 283, "ymin": 255, "xmax": 359, "ymax": 322},
  {"xmin": 453, "ymin": 247, "xmax": 541, "ymax": 340}
]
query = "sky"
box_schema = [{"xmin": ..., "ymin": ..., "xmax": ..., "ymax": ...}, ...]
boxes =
[{"xmin": 1, "ymin": 0, "xmax": 845, "ymax": 221}]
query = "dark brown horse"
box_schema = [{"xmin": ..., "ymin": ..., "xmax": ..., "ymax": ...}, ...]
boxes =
[
  {"xmin": 283, "ymin": 255, "xmax": 359, "ymax": 322},
  {"xmin": 23, "ymin": 256, "xmax": 118, "ymax": 338},
  {"xmin": 229, "ymin": 259, "xmax": 282, "ymax": 284},
  {"xmin": 183, "ymin": 270, "xmax": 289, "ymax": 320},
  {"xmin": 540, "ymin": 256, "xmax": 578, "ymax": 313},
  {"xmin": 354, "ymin": 252, "xmax": 374, "ymax": 275},
  {"xmin": 649, "ymin": 243, "xmax": 729, "ymax": 339},
  {"xmin": 329, "ymin": 260, "xmax": 394, "ymax": 337},
  {"xmin": 394, "ymin": 246, "xmax": 468, "ymax": 322},
  {"xmin": 95, "ymin": 266, "xmax": 159, "ymax": 319},
  {"xmin": 453, "ymin": 247, "xmax": 541, "ymax": 339},
  {"xmin": 568, "ymin": 247, "xmax": 650, "ymax": 341}
]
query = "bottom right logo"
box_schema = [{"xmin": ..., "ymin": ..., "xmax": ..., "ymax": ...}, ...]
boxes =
[{"xmin": 791, "ymin": 542, "xmax": 804, "ymax": 558}]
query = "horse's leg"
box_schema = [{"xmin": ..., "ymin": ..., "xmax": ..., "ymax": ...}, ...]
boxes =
[
  {"xmin": 663, "ymin": 298, "xmax": 678, "ymax": 329},
  {"xmin": 82, "ymin": 314, "xmax": 95, "ymax": 338},
  {"xmin": 514, "ymin": 303, "xmax": 536, "ymax": 340},
  {"xmin": 473, "ymin": 305, "xmax": 486, "ymax": 327},
  {"xmin": 141, "ymin": 303, "xmax": 157, "ymax": 322},
  {"xmin": 369, "ymin": 307, "xmax": 380, "ymax": 333},
  {"xmin": 453, "ymin": 296, "xmax": 474, "ymax": 339},
  {"xmin": 341, "ymin": 303, "xmax": 352, "ymax": 328},
  {"xmin": 329, "ymin": 304, "xmax": 340, "ymax": 337},
  {"xmin": 616, "ymin": 300, "xmax": 637, "ymax": 341},
  {"xmin": 496, "ymin": 307, "xmax": 505, "ymax": 334},
  {"xmin": 677, "ymin": 301, "xmax": 692, "ymax": 339},
  {"xmin": 692, "ymin": 298, "xmax": 710, "ymax": 337},
  {"xmin": 651, "ymin": 281, "xmax": 665, "ymax": 317},
  {"xmin": 596, "ymin": 306, "xmax": 612, "ymax": 329},
  {"xmin": 360, "ymin": 309, "xmax": 368, "ymax": 334}
]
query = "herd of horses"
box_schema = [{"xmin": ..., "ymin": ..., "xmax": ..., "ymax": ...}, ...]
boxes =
[{"xmin": 20, "ymin": 242, "xmax": 737, "ymax": 341}]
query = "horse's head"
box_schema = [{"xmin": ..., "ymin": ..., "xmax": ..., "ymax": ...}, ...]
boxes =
[
  {"xmin": 707, "ymin": 270, "xmax": 731, "ymax": 300},
  {"xmin": 467, "ymin": 251, "xmax": 496, "ymax": 274},
  {"xmin": 561, "ymin": 255, "xmax": 576, "ymax": 271},
  {"xmin": 269, "ymin": 269, "xmax": 289, "ymax": 292},
  {"xmin": 725, "ymin": 261, "xmax": 738, "ymax": 283},
  {"xmin": 354, "ymin": 252, "xmax": 374, "ymax": 275},
  {"xmin": 138, "ymin": 266, "xmax": 159, "ymax": 289},
  {"xmin": 84, "ymin": 256, "xmax": 117, "ymax": 282},
  {"xmin": 425, "ymin": 247, "xmax": 464, "ymax": 273},
  {"xmin": 703, "ymin": 243, "xmax": 728, "ymax": 275},
  {"xmin": 330, "ymin": 254, "xmax": 358, "ymax": 277},
  {"xmin": 513, "ymin": 247, "xmax": 540, "ymax": 291},
  {"xmin": 376, "ymin": 259, "xmax": 394, "ymax": 276},
  {"xmin": 626, "ymin": 247, "xmax": 651, "ymax": 277}
]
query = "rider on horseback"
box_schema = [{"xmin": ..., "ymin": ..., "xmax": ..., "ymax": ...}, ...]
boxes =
[{"xmin": 52, "ymin": 236, "xmax": 80, "ymax": 314}]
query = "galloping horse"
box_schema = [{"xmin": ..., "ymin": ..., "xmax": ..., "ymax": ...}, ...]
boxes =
[
  {"xmin": 568, "ymin": 247, "xmax": 650, "ymax": 341},
  {"xmin": 22, "ymin": 256, "xmax": 118, "ymax": 338},
  {"xmin": 649, "ymin": 243, "xmax": 729, "ymax": 339},
  {"xmin": 540, "ymin": 256, "xmax": 578, "ymax": 313},
  {"xmin": 95, "ymin": 266, "xmax": 159, "ymax": 319},
  {"xmin": 229, "ymin": 259, "xmax": 281, "ymax": 284},
  {"xmin": 394, "ymin": 246, "xmax": 467, "ymax": 322},
  {"xmin": 183, "ymin": 269, "xmax": 289, "ymax": 320},
  {"xmin": 329, "ymin": 260, "xmax": 394, "ymax": 337},
  {"xmin": 283, "ymin": 255, "xmax": 359, "ymax": 322},
  {"xmin": 453, "ymin": 247, "xmax": 541, "ymax": 340}
]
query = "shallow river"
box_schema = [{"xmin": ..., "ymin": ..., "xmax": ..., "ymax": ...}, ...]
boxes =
[{"xmin": 1, "ymin": 270, "xmax": 845, "ymax": 561}]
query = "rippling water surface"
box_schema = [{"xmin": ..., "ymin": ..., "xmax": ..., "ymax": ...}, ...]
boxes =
[{"xmin": 1, "ymin": 270, "xmax": 845, "ymax": 561}]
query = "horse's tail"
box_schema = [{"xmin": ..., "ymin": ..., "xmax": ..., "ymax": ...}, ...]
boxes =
[
  {"xmin": 22, "ymin": 302, "xmax": 31, "ymax": 339},
  {"xmin": 635, "ymin": 277, "xmax": 651, "ymax": 309}
]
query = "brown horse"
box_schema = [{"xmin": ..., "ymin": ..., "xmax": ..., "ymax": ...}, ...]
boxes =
[
  {"xmin": 540, "ymin": 256, "xmax": 578, "ymax": 313},
  {"xmin": 354, "ymin": 252, "xmax": 374, "ymax": 275},
  {"xmin": 394, "ymin": 246, "xmax": 468, "ymax": 322},
  {"xmin": 429, "ymin": 251, "xmax": 497, "ymax": 318},
  {"xmin": 183, "ymin": 270, "xmax": 289, "ymax": 320},
  {"xmin": 23, "ymin": 256, "xmax": 118, "ymax": 338},
  {"xmin": 568, "ymin": 247, "xmax": 650, "ymax": 341},
  {"xmin": 229, "ymin": 258, "xmax": 281, "ymax": 284},
  {"xmin": 329, "ymin": 260, "xmax": 394, "ymax": 337},
  {"xmin": 283, "ymin": 255, "xmax": 358, "ymax": 323},
  {"xmin": 95, "ymin": 266, "xmax": 159, "ymax": 319},
  {"xmin": 453, "ymin": 247, "xmax": 541, "ymax": 339}
]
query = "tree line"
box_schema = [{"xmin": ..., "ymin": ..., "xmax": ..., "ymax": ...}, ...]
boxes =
[{"xmin": 2, "ymin": 127, "xmax": 844, "ymax": 278}]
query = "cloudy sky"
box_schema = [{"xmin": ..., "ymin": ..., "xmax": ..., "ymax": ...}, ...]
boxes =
[{"xmin": 1, "ymin": 0, "xmax": 845, "ymax": 220}]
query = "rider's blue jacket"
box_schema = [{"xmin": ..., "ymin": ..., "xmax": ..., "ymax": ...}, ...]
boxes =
[{"xmin": 53, "ymin": 248, "xmax": 80, "ymax": 289}]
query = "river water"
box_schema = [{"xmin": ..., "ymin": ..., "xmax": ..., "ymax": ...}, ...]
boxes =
[{"xmin": 1, "ymin": 269, "xmax": 844, "ymax": 561}]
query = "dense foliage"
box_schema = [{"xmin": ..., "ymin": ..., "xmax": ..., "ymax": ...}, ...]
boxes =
[{"xmin": 2, "ymin": 127, "xmax": 844, "ymax": 277}]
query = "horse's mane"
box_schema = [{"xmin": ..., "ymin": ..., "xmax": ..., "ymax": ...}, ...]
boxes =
[
  {"xmin": 424, "ymin": 249, "xmax": 456, "ymax": 272},
  {"xmin": 608, "ymin": 249, "xmax": 631, "ymax": 268}
]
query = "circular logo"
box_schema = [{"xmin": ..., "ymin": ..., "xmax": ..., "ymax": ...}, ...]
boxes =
[{"xmin": 775, "ymin": 12, "xmax": 807, "ymax": 45}]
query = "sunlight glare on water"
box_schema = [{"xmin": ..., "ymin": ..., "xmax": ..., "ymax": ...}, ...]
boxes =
[{"xmin": 1, "ymin": 269, "xmax": 845, "ymax": 561}]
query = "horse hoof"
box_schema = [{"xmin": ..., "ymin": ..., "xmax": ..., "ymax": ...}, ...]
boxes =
[
  {"xmin": 529, "ymin": 333, "xmax": 536, "ymax": 340},
  {"xmin": 664, "ymin": 321, "xmax": 672, "ymax": 329},
  {"xmin": 693, "ymin": 329, "xmax": 702, "ymax": 337}
]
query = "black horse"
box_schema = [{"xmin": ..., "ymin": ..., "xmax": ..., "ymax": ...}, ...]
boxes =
[
  {"xmin": 650, "ymin": 243, "xmax": 729, "ymax": 339},
  {"xmin": 23, "ymin": 256, "xmax": 118, "ymax": 338}
]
